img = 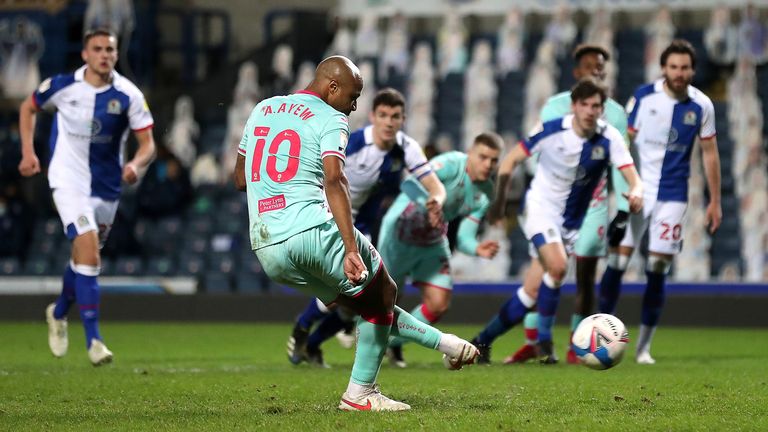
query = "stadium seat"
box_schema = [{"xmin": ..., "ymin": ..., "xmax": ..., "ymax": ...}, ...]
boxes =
[
  {"xmin": 203, "ymin": 272, "xmax": 232, "ymax": 294},
  {"xmin": 0, "ymin": 257, "xmax": 21, "ymax": 275},
  {"xmin": 145, "ymin": 257, "xmax": 177, "ymax": 276},
  {"xmin": 114, "ymin": 256, "xmax": 144, "ymax": 276},
  {"xmin": 235, "ymin": 271, "xmax": 266, "ymax": 293},
  {"xmin": 176, "ymin": 252, "xmax": 207, "ymax": 276},
  {"xmin": 206, "ymin": 251, "xmax": 237, "ymax": 274},
  {"xmin": 23, "ymin": 257, "xmax": 51, "ymax": 276}
]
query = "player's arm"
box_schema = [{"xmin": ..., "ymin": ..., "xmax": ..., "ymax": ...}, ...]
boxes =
[
  {"xmin": 123, "ymin": 128, "xmax": 157, "ymax": 185},
  {"xmin": 618, "ymin": 165, "xmax": 642, "ymax": 214},
  {"xmin": 700, "ymin": 135, "xmax": 722, "ymax": 234},
  {"xmin": 18, "ymin": 94, "xmax": 41, "ymax": 177},
  {"xmin": 323, "ymin": 155, "xmax": 367, "ymax": 285},
  {"xmin": 234, "ymin": 154, "xmax": 246, "ymax": 191},
  {"xmin": 488, "ymin": 143, "xmax": 528, "ymax": 223},
  {"xmin": 457, "ymin": 205, "xmax": 499, "ymax": 259},
  {"xmin": 419, "ymin": 172, "xmax": 446, "ymax": 228}
]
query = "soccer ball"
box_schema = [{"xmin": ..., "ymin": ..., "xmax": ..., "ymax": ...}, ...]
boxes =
[{"xmin": 571, "ymin": 313, "xmax": 629, "ymax": 370}]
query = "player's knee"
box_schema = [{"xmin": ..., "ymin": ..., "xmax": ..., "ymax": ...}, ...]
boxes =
[
  {"xmin": 543, "ymin": 271, "xmax": 564, "ymax": 289},
  {"xmin": 72, "ymin": 263, "xmax": 100, "ymax": 277},
  {"xmin": 546, "ymin": 261, "xmax": 567, "ymax": 283},
  {"xmin": 425, "ymin": 299, "xmax": 450, "ymax": 318},
  {"xmin": 646, "ymin": 255, "xmax": 673, "ymax": 275},
  {"xmin": 607, "ymin": 253, "xmax": 630, "ymax": 271}
]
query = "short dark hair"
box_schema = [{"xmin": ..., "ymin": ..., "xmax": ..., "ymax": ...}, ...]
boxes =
[
  {"xmin": 660, "ymin": 39, "xmax": 696, "ymax": 69},
  {"xmin": 570, "ymin": 78, "xmax": 607, "ymax": 104},
  {"xmin": 572, "ymin": 44, "xmax": 610, "ymax": 63},
  {"xmin": 472, "ymin": 132, "xmax": 503, "ymax": 151},
  {"xmin": 83, "ymin": 28, "xmax": 117, "ymax": 47},
  {"xmin": 372, "ymin": 87, "xmax": 405, "ymax": 112}
]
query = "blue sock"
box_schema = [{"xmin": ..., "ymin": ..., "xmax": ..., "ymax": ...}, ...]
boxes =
[
  {"xmin": 297, "ymin": 298, "xmax": 329, "ymax": 330},
  {"xmin": 537, "ymin": 281, "xmax": 560, "ymax": 343},
  {"xmin": 54, "ymin": 263, "xmax": 77, "ymax": 319},
  {"xmin": 75, "ymin": 273, "xmax": 101, "ymax": 348},
  {"xmin": 476, "ymin": 291, "xmax": 531, "ymax": 345},
  {"xmin": 307, "ymin": 311, "xmax": 346, "ymax": 351},
  {"xmin": 599, "ymin": 266, "xmax": 624, "ymax": 314},
  {"xmin": 641, "ymin": 271, "xmax": 666, "ymax": 327}
]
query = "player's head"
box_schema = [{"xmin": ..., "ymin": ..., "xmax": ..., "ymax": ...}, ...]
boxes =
[
  {"xmin": 309, "ymin": 56, "xmax": 363, "ymax": 116},
  {"xmin": 660, "ymin": 39, "xmax": 696, "ymax": 94},
  {"xmin": 370, "ymin": 88, "xmax": 406, "ymax": 145},
  {"xmin": 467, "ymin": 132, "xmax": 502, "ymax": 182},
  {"xmin": 570, "ymin": 78, "xmax": 607, "ymax": 133},
  {"xmin": 572, "ymin": 44, "xmax": 609, "ymax": 82},
  {"xmin": 82, "ymin": 28, "xmax": 118, "ymax": 76}
]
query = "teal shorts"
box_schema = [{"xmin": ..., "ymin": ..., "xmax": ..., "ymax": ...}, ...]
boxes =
[
  {"xmin": 573, "ymin": 186, "xmax": 609, "ymax": 257},
  {"xmin": 254, "ymin": 220, "xmax": 382, "ymax": 304},
  {"xmin": 377, "ymin": 221, "xmax": 453, "ymax": 291}
]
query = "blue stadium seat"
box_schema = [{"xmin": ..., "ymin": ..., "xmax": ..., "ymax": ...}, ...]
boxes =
[
  {"xmin": 203, "ymin": 272, "xmax": 232, "ymax": 294},
  {"xmin": 0, "ymin": 257, "xmax": 22, "ymax": 275},
  {"xmin": 114, "ymin": 256, "xmax": 144, "ymax": 276},
  {"xmin": 146, "ymin": 257, "xmax": 177, "ymax": 276},
  {"xmin": 176, "ymin": 252, "xmax": 207, "ymax": 276},
  {"xmin": 23, "ymin": 257, "xmax": 51, "ymax": 276}
]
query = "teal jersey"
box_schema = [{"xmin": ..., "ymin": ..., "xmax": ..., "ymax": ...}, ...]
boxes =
[
  {"xmin": 540, "ymin": 91, "xmax": 628, "ymax": 138},
  {"xmin": 384, "ymin": 151, "xmax": 492, "ymax": 246},
  {"xmin": 239, "ymin": 91, "xmax": 350, "ymax": 250}
]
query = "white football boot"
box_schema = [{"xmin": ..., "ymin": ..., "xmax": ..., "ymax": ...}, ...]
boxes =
[
  {"xmin": 439, "ymin": 333, "xmax": 480, "ymax": 370},
  {"xmin": 335, "ymin": 330, "xmax": 356, "ymax": 349},
  {"xmin": 45, "ymin": 303, "xmax": 68, "ymax": 357},
  {"xmin": 338, "ymin": 385, "xmax": 411, "ymax": 411},
  {"xmin": 88, "ymin": 339, "xmax": 113, "ymax": 366},
  {"xmin": 636, "ymin": 350, "xmax": 656, "ymax": 365}
]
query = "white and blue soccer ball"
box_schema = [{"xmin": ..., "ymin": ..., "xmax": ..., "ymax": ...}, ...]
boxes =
[{"xmin": 571, "ymin": 313, "xmax": 629, "ymax": 370}]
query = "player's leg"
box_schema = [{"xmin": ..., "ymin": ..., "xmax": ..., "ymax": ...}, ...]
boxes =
[
  {"xmin": 472, "ymin": 282, "xmax": 536, "ymax": 364},
  {"xmin": 636, "ymin": 201, "xmax": 685, "ymax": 364},
  {"xmin": 504, "ymin": 250, "xmax": 545, "ymax": 364},
  {"xmin": 598, "ymin": 210, "xmax": 646, "ymax": 314},
  {"xmin": 569, "ymin": 196, "xmax": 608, "ymax": 363},
  {"xmin": 334, "ymin": 306, "xmax": 357, "ymax": 349},
  {"xmin": 303, "ymin": 308, "xmax": 348, "ymax": 368},
  {"xmin": 287, "ymin": 297, "xmax": 332, "ymax": 365},
  {"xmin": 533, "ymin": 239, "xmax": 569, "ymax": 364},
  {"xmin": 46, "ymin": 258, "xmax": 76, "ymax": 358}
]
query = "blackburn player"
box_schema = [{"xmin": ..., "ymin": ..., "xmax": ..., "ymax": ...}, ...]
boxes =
[
  {"xmin": 287, "ymin": 87, "xmax": 446, "ymax": 367},
  {"xmin": 235, "ymin": 56, "xmax": 478, "ymax": 411},
  {"xmin": 598, "ymin": 40, "xmax": 721, "ymax": 365},
  {"xmin": 497, "ymin": 44, "xmax": 632, "ymax": 365},
  {"xmin": 483, "ymin": 79, "xmax": 643, "ymax": 364},
  {"xmin": 18, "ymin": 29, "xmax": 156, "ymax": 365},
  {"xmin": 379, "ymin": 132, "xmax": 503, "ymax": 368}
]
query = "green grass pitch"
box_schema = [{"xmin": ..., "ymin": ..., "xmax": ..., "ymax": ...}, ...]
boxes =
[{"xmin": 1, "ymin": 322, "xmax": 766, "ymax": 431}]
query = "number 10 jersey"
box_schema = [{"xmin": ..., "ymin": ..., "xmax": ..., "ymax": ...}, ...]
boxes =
[{"xmin": 238, "ymin": 90, "xmax": 351, "ymax": 250}]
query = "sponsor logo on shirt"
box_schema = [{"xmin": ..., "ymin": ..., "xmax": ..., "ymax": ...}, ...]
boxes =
[
  {"xmin": 683, "ymin": 110, "xmax": 697, "ymax": 125},
  {"xmin": 258, "ymin": 194, "xmax": 287, "ymax": 213},
  {"xmin": 77, "ymin": 215, "xmax": 90, "ymax": 228},
  {"xmin": 591, "ymin": 146, "xmax": 605, "ymax": 160},
  {"xmin": 38, "ymin": 78, "xmax": 51, "ymax": 93},
  {"xmin": 107, "ymin": 99, "xmax": 122, "ymax": 114},
  {"xmin": 339, "ymin": 132, "xmax": 349, "ymax": 152}
]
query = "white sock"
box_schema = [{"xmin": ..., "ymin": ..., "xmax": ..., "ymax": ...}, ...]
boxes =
[
  {"xmin": 438, "ymin": 333, "xmax": 465, "ymax": 357},
  {"xmin": 346, "ymin": 380, "xmax": 375, "ymax": 398},
  {"xmin": 636, "ymin": 324, "xmax": 656, "ymax": 355}
]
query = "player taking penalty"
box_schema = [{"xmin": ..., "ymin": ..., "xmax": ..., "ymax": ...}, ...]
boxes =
[{"xmin": 234, "ymin": 56, "xmax": 478, "ymax": 411}]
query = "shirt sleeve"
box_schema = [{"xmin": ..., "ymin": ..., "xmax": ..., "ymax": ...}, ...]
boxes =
[
  {"xmin": 238, "ymin": 116, "xmax": 250, "ymax": 157},
  {"xmin": 128, "ymin": 92, "xmax": 154, "ymax": 131},
  {"xmin": 698, "ymin": 96, "xmax": 716, "ymax": 139},
  {"xmin": 403, "ymin": 139, "xmax": 431, "ymax": 179},
  {"xmin": 320, "ymin": 113, "xmax": 350, "ymax": 162},
  {"xmin": 608, "ymin": 127, "xmax": 634, "ymax": 170},
  {"xmin": 32, "ymin": 75, "xmax": 70, "ymax": 110},
  {"xmin": 625, "ymin": 91, "xmax": 642, "ymax": 132}
]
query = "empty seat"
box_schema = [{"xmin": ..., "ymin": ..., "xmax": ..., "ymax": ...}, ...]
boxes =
[{"xmin": 114, "ymin": 256, "xmax": 144, "ymax": 276}]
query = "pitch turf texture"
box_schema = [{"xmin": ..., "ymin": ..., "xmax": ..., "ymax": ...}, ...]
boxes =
[{"xmin": 1, "ymin": 323, "xmax": 766, "ymax": 431}]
